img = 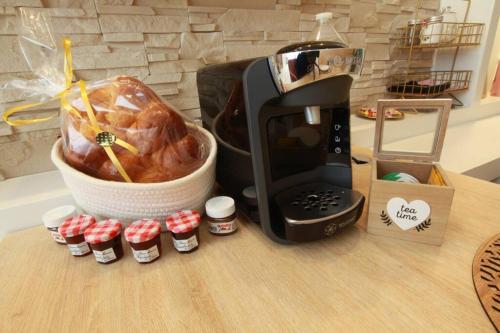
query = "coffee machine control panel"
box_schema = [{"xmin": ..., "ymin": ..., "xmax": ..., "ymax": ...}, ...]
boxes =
[{"xmin": 327, "ymin": 108, "xmax": 351, "ymax": 167}]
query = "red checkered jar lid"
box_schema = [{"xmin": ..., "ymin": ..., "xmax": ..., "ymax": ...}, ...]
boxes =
[
  {"xmin": 166, "ymin": 210, "xmax": 201, "ymax": 234},
  {"xmin": 58, "ymin": 214, "xmax": 96, "ymax": 238},
  {"xmin": 124, "ymin": 219, "xmax": 161, "ymax": 244},
  {"xmin": 83, "ymin": 219, "xmax": 122, "ymax": 245}
]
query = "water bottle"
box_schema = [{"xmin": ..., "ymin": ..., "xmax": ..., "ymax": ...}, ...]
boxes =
[{"xmin": 307, "ymin": 12, "xmax": 347, "ymax": 45}]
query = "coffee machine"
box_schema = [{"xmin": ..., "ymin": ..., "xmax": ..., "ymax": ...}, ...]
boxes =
[{"xmin": 197, "ymin": 41, "xmax": 365, "ymax": 243}]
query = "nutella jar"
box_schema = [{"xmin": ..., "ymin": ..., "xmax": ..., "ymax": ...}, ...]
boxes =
[
  {"xmin": 205, "ymin": 196, "xmax": 238, "ymax": 235},
  {"xmin": 42, "ymin": 205, "xmax": 77, "ymax": 244},
  {"xmin": 125, "ymin": 219, "xmax": 162, "ymax": 264},
  {"xmin": 58, "ymin": 214, "xmax": 96, "ymax": 257},
  {"xmin": 84, "ymin": 219, "xmax": 124, "ymax": 264},
  {"xmin": 166, "ymin": 210, "xmax": 201, "ymax": 254}
]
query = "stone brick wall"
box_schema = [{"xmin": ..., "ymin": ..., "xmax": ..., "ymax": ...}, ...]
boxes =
[{"xmin": 0, "ymin": 0, "xmax": 438, "ymax": 179}]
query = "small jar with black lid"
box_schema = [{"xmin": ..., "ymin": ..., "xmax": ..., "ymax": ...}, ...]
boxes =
[
  {"xmin": 125, "ymin": 219, "xmax": 162, "ymax": 264},
  {"xmin": 84, "ymin": 219, "xmax": 124, "ymax": 264},
  {"xmin": 166, "ymin": 210, "xmax": 201, "ymax": 254},
  {"xmin": 42, "ymin": 205, "xmax": 77, "ymax": 245},
  {"xmin": 205, "ymin": 196, "xmax": 238, "ymax": 235},
  {"xmin": 58, "ymin": 214, "xmax": 96, "ymax": 256}
]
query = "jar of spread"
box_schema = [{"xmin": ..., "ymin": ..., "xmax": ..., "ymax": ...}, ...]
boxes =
[
  {"xmin": 124, "ymin": 219, "xmax": 162, "ymax": 264},
  {"xmin": 42, "ymin": 205, "xmax": 77, "ymax": 244},
  {"xmin": 84, "ymin": 219, "xmax": 124, "ymax": 264},
  {"xmin": 166, "ymin": 210, "xmax": 201, "ymax": 254},
  {"xmin": 205, "ymin": 196, "xmax": 238, "ymax": 235},
  {"xmin": 58, "ymin": 214, "xmax": 96, "ymax": 257}
]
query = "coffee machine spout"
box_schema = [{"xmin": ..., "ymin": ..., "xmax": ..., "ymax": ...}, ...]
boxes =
[{"xmin": 304, "ymin": 106, "xmax": 321, "ymax": 125}]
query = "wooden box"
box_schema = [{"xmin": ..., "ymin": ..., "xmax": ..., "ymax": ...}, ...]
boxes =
[{"xmin": 367, "ymin": 99, "xmax": 455, "ymax": 245}]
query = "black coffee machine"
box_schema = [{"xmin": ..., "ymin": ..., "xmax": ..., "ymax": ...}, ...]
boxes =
[{"xmin": 197, "ymin": 41, "xmax": 365, "ymax": 243}]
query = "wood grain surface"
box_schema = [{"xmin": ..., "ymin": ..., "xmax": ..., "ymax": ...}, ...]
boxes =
[
  {"xmin": 368, "ymin": 158, "xmax": 455, "ymax": 245},
  {"xmin": 472, "ymin": 233, "xmax": 500, "ymax": 330},
  {"xmin": 0, "ymin": 149, "xmax": 499, "ymax": 333}
]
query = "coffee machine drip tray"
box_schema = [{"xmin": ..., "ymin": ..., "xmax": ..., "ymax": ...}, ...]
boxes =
[{"xmin": 274, "ymin": 182, "xmax": 364, "ymax": 241}]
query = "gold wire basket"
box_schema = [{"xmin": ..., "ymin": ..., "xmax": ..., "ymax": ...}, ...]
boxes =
[
  {"xmin": 386, "ymin": 70, "xmax": 472, "ymax": 97},
  {"xmin": 398, "ymin": 22, "xmax": 484, "ymax": 49}
]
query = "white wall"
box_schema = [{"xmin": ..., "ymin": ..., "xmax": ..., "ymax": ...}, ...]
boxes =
[
  {"xmin": 485, "ymin": 18, "xmax": 500, "ymax": 97},
  {"xmin": 433, "ymin": 0, "xmax": 500, "ymax": 106}
]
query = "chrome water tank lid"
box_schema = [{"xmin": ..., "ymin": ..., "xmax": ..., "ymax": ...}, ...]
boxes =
[
  {"xmin": 268, "ymin": 41, "xmax": 364, "ymax": 93},
  {"xmin": 277, "ymin": 40, "xmax": 346, "ymax": 54}
]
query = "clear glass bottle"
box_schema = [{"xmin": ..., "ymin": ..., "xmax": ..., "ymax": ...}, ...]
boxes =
[{"xmin": 307, "ymin": 12, "xmax": 347, "ymax": 45}]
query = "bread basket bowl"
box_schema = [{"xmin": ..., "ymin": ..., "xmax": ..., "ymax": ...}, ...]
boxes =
[{"xmin": 51, "ymin": 125, "xmax": 217, "ymax": 222}]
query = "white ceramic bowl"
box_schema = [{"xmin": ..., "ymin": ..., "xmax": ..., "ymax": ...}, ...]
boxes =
[{"xmin": 51, "ymin": 126, "xmax": 217, "ymax": 223}]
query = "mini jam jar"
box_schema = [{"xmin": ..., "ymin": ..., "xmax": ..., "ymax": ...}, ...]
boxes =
[
  {"xmin": 124, "ymin": 219, "xmax": 162, "ymax": 264},
  {"xmin": 84, "ymin": 219, "xmax": 124, "ymax": 264},
  {"xmin": 166, "ymin": 210, "xmax": 201, "ymax": 254},
  {"xmin": 205, "ymin": 196, "xmax": 238, "ymax": 236},
  {"xmin": 42, "ymin": 205, "xmax": 77, "ymax": 245},
  {"xmin": 58, "ymin": 214, "xmax": 96, "ymax": 257}
]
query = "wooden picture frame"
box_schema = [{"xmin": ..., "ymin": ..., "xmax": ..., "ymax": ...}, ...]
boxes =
[{"xmin": 374, "ymin": 99, "xmax": 452, "ymax": 162}]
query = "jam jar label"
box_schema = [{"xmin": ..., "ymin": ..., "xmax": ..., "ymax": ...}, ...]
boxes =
[
  {"xmin": 132, "ymin": 245, "xmax": 159, "ymax": 263},
  {"xmin": 92, "ymin": 248, "xmax": 117, "ymax": 263},
  {"xmin": 67, "ymin": 241, "xmax": 90, "ymax": 256},
  {"xmin": 173, "ymin": 235, "xmax": 198, "ymax": 252},
  {"xmin": 209, "ymin": 219, "xmax": 237, "ymax": 234},
  {"xmin": 51, "ymin": 231, "xmax": 66, "ymax": 244}
]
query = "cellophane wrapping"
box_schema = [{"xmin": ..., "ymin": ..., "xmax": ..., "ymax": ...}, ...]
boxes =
[{"xmin": 1, "ymin": 8, "xmax": 208, "ymax": 183}]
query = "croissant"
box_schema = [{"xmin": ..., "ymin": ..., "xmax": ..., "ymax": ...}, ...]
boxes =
[{"xmin": 62, "ymin": 76, "xmax": 206, "ymax": 183}]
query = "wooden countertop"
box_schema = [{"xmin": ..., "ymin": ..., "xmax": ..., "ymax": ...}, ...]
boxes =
[{"xmin": 1, "ymin": 151, "xmax": 499, "ymax": 332}]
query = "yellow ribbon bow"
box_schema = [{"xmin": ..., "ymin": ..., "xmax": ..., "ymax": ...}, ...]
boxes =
[{"xmin": 2, "ymin": 37, "xmax": 138, "ymax": 183}]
